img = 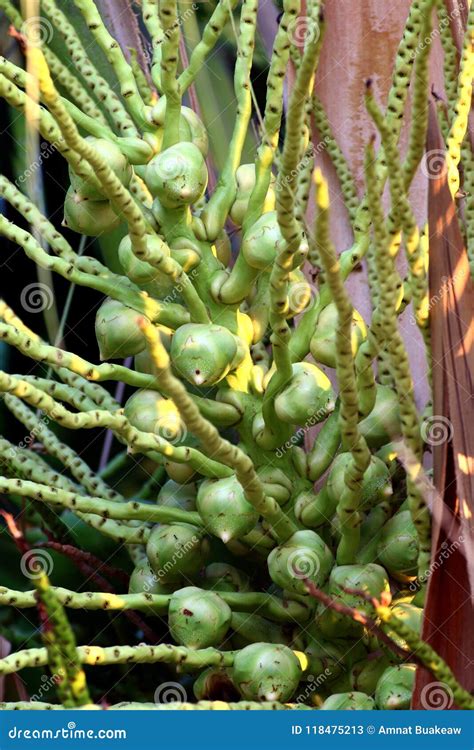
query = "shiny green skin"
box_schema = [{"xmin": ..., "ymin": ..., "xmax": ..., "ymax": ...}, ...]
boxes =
[
  {"xmin": 63, "ymin": 188, "xmax": 121, "ymax": 236},
  {"xmin": 310, "ymin": 303, "xmax": 367, "ymax": 369},
  {"xmin": 359, "ymin": 385, "xmax": 402, "ymax": 449},
  {"xmin": 242, "ymin": 211, "xmax": 295, "ymax": 270},
  {"xmin": 268, "ymin": 530, "xmax": 334, "ymax": 596},
  {"xmin": 134, "ymin": 332, "xmax": 172, "ymax": 374},
  {"xmin": 320, "ymin": 692, "xmax": 375, "ymax": 710},
  {"xmin": 385, "ymin": 601, "xmax": 423, "ymax": 650},
  {"xmin": 157, "ymin": 480, "xmax": 197, "ymax": 512},
  {"xmin": 274, "ymin": 362, "xmax": 335, "ymax": 425},
  {"xmin": 146, "ymin": 523, "xmax": 209, "ymax": 584},
  {"xmin": 230, "ymin": 164, "xmax": 275, "ymax": 226},
  {"xmin": 317, "ymin": 564, "xmax": 390, "ymax": 638},
  {"xmin": 304, "ymin": 636, "xmax": 346, "ymax": 683},
  {"xmin": 196, "ymin": 476, "xmax": 259, "ymax": 542},
  {"xmin": 170, "ymin": 324, "xmax": 244, "ymax": 387},
  {"xmin": 118, "ymin": 234, "xmax": 175, "ymax": 295},
  {"xmin": 257, "ymin": 467, "xmax": 292, "ymax": 506},
  {"xmin": 375, "ymin": 664, "xmax": 416, "ymax": 709},
  {"xmin": 145, "ymin": 142, "xmax": 208, "ymax": 208},
  {"xmin": 350, "ymin": 654, "xmax": 393, "ymax": 694},
  {"xmin": 232, "ymin": 643, "xmax": 302, "ymax": 702},
  {"xmin": 168, "ymin": 586, "xmax": 232, "ymax": 649},
  {"xmin": 128, "ymin": 562, "xmax": 174, "ymax": 595},
  {"xmin": 377, "ymin": 510, "xmax": 419, "ymax": 581},
  {"xmin": 95, "ymin": 298, "xmax": 147, "ymax": 359},
  {"xmin": 124, "ymin": 389, "xmax": 183, "ymax": 442},
  {"xmin": 149, "ymin": 101, "xmax": 208, "ymax": 156},
  {"xmin": 69, "ymin": 137, "xmax": 132, "ymax": 199},
  {"xmin": 326, "ymin": 453, "xmax": 392, "ymax": 514},
  {"xmin": 200, "ymin": 563, "xmax": 250, "ymax": 593}
]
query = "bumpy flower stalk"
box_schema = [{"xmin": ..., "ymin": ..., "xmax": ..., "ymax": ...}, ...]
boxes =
[
  {"xmin": 243, "ymin": 0, "xmax": 300, "ymax": 233},
  {"xmin": 0, "ymin": 585, "xmax": 309, "ymax": 623},
  {"xmin": 159, "ymin": 0, "xmax": 182, "ymax": 148},
  {"xmin": 142, "ymin": 0, "xmax": 163, "ymax": 91},
  {"xmin": 314, "ymin": 170, "xmax": 371, "ymax": 563},
  {"xmin": 74, "ymin": 0, "xmax": 150, "ymax": 130},
  {"xmin": 376, "ymin": 603, "xmax": 474, "ymax": 709},
  {"xmin": 445, "ymin": 3, "xmax": 474, "ymax": 197},
  {"xmin": 463, "ymin": 141, "xmax": 474, "ymax": 278},
  {"xmin": 0, "ymin": 369, "xmax": 231, "ymax": 479},
  {"xmin": 312, "ymin": 94, "xmax": 359, "ymax": 224},
  {"xmin": 14, "ymin": 375, "xmax": 98, "ymax": 412},
  {"xmin": 39, "ymin": 0, "xmax": 137, "ymax": 135},
  {"xmin": 437, "ymin": 0, "xmax": 460, "ymax": 111},
  {"xmin": 365, "ymin": 87, "xmax": 430, "ymax": 353},
  {"xmin": 364, "ymin": 140, "xmax": 430, "ymax": 580},
  {"xmin": 34, "ymin": 571, "xmax": 91, "ymax": 707},
  {"xmin": 140, "ymin": 321, "xmax": 297, "ymax": 542},
  {"xmin": 178, "ymin": 0, "xmax": 239, "ymax": 93},
  {"xmin": 202, "ymin": 0, "xmax": 258, "ymax": 240},
  {"xmin": 0, "ymin": 216, "xmax": 189, "ymax": 329},
  {"xmin": 53, "ymin": 369, "xmax": 119, "ymax": 413},
  {"xmin": 3, "ymin": 395, "xmax": 122, "ymax": 502},
  {"xmin": 259, "ymin": 20, "xmax": 324, "ymax": 449},
  {"xmin": 129, "ymin": 48, "xmax": 154, "ymax": 105}
]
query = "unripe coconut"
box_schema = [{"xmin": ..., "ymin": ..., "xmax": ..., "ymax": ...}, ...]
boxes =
[
  {"xmin": 95, "ymin": 298, "xmax": 147, "ymax": 360},
  {"xmin": 274, "ymin": 362, "xmax": 335, "ymax": 425},
  {"xmin": 241, "ymin": 211, "xmax": 305, "ymax": 270},
  {"xmin": 168, "ymin": 586, "xmax": 232, "ymax": 649},
  {"xmin": 128, "ymin": 561, "xmax": 174, "ymax": 595},
  {"xmin": 170, "ymin": 323, "xmax": 245, "ymax": 387},
  {"xmin": 145, "ymin": 142, "xmax": 208, "ymax": 208},
  {"xmin": 377, "ymin": 510, "xmax": 419, "ymax": 581},
  {"xmin": 232, "ymin": 643, "xmax": 302, "ymax": 702},
  {"xmin": 359, "ymin": 385, "xmax": 402, "ymax": 448},
  {"xmin": 69, "ymin": 137, "xmax": 132, "ymax": 199},
  {"xmin": 229, "ymin": 164, "xmax": 275, "ymax": 225},
  {"xmin": 375, "ymin": 664, "xmax": 415, "ymax": 710},
  {"xmin": 268, "ymin": 530, "xmax": 334, "ymax": 595},
  {"xmin": 196, "ymin": 476, "xmax": 259, "ymax": 542},
  {"xmin": 310, "ymin": 302, "xmax": 367, "ymax": 368},
  {"xmin": 157, "ymin": 480, "xmax": 197, "ymax": 512},
  {"xmin": 124, "ymin": 390, "xmax": 184, "ymax": 443},
  {"xmin": 318, "ymin": 564, "xmax": 390, "ymax": 638},
  {"xmin": 320, "ymin": 692, "xmax": 375, "ymax": 710},
  {"xmin": 63, "ymin": 188, "xmax": 121, "ymax": 236},
  {"xmin": 146, "ymin": 523, "xmax": 208, "ymax": 584},
  {"xmin": 201, "ymin": 563, "xmax": 250, "ymax": 593}
]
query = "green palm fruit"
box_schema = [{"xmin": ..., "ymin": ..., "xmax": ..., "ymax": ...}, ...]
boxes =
[
  {"xmin": 201, "ymin": 563, "xmax": 250, "ymax": 593},
  {"xmin": 196, "ymin": 476, "xmax": 259, "ymax": 542},
  {"xmin": 146, "ymin": 523, "xmax": 209, "ymax": 584},
  {"xmin": 320, "ymin": 692, "xmax": 375, "ymax": 710},
  {"xmin": 214, "ymin": 230, "xmax": 232, "ymax": 267},
  {"xmin": 181, "ymin": 107, "xmax": 209, "ymax": 157},
  {"xmin": 241, "ymin": 211, "xmax": 304, "ymax": 271},
  {"xmin": 310, "ymin": 303, "xmax": 367, "ymax": 369},
  {"xmin": 375, "ymin": 664, "xmax": 416, "ymax": 709},
  {"xmin": 95, "ymin": 298, "xmax": 148, "ymax": 360},
  {"xmin": 148, "ymin": 101, "xmax": 208, "ymax": 156},
  {"xmin": 359, "ymin": 385, "xmax": 401, "ymax": 448},
  {"xmin": 317, "ymin": 564, "xmax": 390, "ymax": 638},
  {"xmin": 124, "ymin": 389, "xmax": 184, "ymax": 443},
  {"xmin": 128, "ymin": 561, "xmax": 174, "ymax": 595},
  {"xmin": 118, "ymin": 234, "xmax": 174, "ymax": 294},
  {"xmin": 164, "ymin": 460, "xmax": 197, "ymax": 485},
  {"xmin": 230, "ymin": 613, "xmax": 289, "ymax": 649},
  {"xmin": 257, "ymin": 466, "xmax": 293, "ymax": 506},
  {"xmin": 268, "ymin": 530, "xmax": 334, "ymax": 595},
  {"xmin": 145, "ymin": 142, "xmax": 208, "ymax": 208},
  {"xmin": 157, "ymin": 480, "xmax": 197, "ymax": 512},
  {"xmin": 63, "ymin": 188, "xmax": 121, "ymax": 236},
  {"xmin": 69, "ymin": 137, "xmax": 132, "ymax": 199},
  {"xmin": 326, "ymin": 453, "xmax": 392, "ymax": 513},
  {"xmin": 170, "ymin": 324, "xmax": 246, "ymax": 387},
  {"xmin": 350, "ymin": 653, "xmax": 392, "ymax": 694},
  {"xmin": 193, "ymin": 667, "xmax": 238, "ymax": 701},
  {"xmin": 229, "ymin": 164, "xmax": 275, "ymax": 226},
  {"xmin": 168, "ymin": 586, "xmax": 232, "ymax": 649},
  {"xmin": 385, "ymin": 601, "xmax": 423, "ymax": 650},
  {"xmin": 377, "ymin": 510, "xmax": 419, "ymax": 581},
  {"xmin": 134, "ymin": 329, "xmax": 173, "ymax": 373},
  {"xmin": 304, "ymin": 635, "xmax": 345, "ymax": 682},
  {"xmin": 274, "ymin": 362, "xmax": 335, "ymax": 425},
  {"xmin": 232, "ymin": 643, "xmax": 302, "ymax": 702}
]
